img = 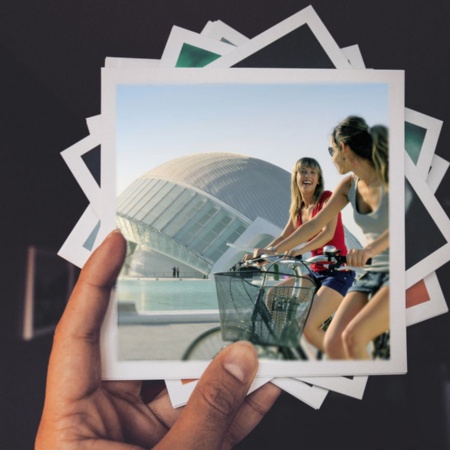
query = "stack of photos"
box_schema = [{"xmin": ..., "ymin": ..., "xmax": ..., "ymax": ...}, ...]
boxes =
[{"xmin": 58, "ymin": 5, "xmax": 449, "ymax": 409}]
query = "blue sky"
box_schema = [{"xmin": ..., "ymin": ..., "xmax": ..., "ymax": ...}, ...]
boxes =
[{"xmin": 115, "ymin": 80, "xmax": 389, "ymax": 243}]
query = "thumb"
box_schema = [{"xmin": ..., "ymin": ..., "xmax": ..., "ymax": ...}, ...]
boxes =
[{"xmin": 157, "ymin": 341, "xmax": 259, "ymax": 449}]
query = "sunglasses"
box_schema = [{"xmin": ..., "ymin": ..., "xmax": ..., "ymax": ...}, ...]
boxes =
[{"xmin": 328, "ymin": 146, "xmax": 334, "ymax": 156}]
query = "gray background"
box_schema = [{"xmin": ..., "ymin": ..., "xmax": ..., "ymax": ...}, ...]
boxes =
[{"xmin": 2, "ymin": 1, "xmax": 450, "ymax": 448}]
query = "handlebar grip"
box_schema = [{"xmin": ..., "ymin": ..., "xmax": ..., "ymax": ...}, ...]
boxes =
[
  {"xmin": 252, "ymin": 257, "xmax": 265, "ymax": 263},
  {"xmin": 246, "ymin": 254, "xmax": 274, "ymax": 264}
]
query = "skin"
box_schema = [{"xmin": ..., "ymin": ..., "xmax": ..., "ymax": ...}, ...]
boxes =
[
  {"xmin": 261, "ymin": 142, "xmax": 389, "ymax": 263},
  {"xmin": 254, "ymin": 164, "xmax": 345, "ymax": 353},
  {"xmin": 254, "ymin": 165, "xmax": 339, "ymax": 258},
  {"xmin": 35, "ymin": 230, "xmax": 281, "ymax": 449},
  {"xmin": 254, "ymin": 141, "xmax": 390, "ymax": 359},
  {"xmin": 323, "ymin": 286, "xmax": 389, "ymax": 359}
]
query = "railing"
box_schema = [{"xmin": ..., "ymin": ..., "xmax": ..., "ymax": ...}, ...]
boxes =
[{"xmin": 125, "ymin": 271, "xmax": 209, "ymax": 279}]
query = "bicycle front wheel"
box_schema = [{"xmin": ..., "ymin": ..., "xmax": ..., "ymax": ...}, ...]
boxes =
[{"xmin": 182, "ymin": 326, "xmax": 233, "ymax": 361}]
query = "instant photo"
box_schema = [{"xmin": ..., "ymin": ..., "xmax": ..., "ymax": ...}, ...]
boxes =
[{"xmin": 98, "ymin": 68, "xmax": 405, "ymax": 380}]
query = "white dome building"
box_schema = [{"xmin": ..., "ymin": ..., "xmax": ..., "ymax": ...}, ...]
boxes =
[
  {"xmin": 117, "ymin": 152, "xmax": 360, "ymax": 278},
  {"xmin": 117, "ymin": 152, "xmax": 291, "ymax": 277}
]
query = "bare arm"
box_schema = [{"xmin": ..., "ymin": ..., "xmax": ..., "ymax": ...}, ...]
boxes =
[
  {"xmin": 289, "ymin": 197, "xmax": 339, "ymax": 256},
  {"xmin": 267, "ymin": 218, "xmax": 296, "ymax": 247},
  {"xmin": 271, "ymin": 177, "xmax": 352, "ymax": 255},
  {"xmin": 247, "ymin": 218, "xmax": 295, "ymax": 260},
  {"xmin": 347, "ymin": 229, "xmax": 390, "ymax": 267}
]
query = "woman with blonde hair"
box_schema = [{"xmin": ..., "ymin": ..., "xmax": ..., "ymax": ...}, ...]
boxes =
[
  {"xmin": 255, "ymin": 116, "xmax": 389, "ymax": 359},
  {"xmin": 254, "ymin": 156, "xmax": 355, "ymax": 354}
]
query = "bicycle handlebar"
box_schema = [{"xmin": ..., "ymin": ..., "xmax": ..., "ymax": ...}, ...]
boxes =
[
  {"xmin": 241, "ymin": 245, "xmax": 371, "ymax": 274},
  {"xmin": 301, "ymin": 253, "xmax": 372, "ymax": 267}
]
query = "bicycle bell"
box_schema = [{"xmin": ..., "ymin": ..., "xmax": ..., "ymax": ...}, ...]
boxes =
[{"xmin": 323, "ymin": 245, "xmax": 338, "ymax": 257}]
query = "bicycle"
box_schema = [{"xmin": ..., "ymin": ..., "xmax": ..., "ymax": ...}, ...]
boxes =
[{"xmin": 182, "ymin": 245, "xmax": 378, "ymax": 361}]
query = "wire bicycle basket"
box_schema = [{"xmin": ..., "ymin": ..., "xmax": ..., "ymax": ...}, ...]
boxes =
[{"xmin": 214, "ymin": 268, "xmax": 317, "ymax": 348}]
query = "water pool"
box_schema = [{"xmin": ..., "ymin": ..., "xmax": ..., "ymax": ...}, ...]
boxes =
[{"xmin": 117, "ymin": 278, "xmax": 219, "ymax": 312}]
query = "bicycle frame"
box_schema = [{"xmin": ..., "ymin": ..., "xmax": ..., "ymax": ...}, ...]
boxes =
[{"xmin": 181, "ymin": 245, "xmax": 389, "ymax": 361}]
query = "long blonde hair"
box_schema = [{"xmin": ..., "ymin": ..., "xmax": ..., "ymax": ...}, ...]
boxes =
[{"xmin": 289, "ymin": 157, "xmax": 325, "ymax": 224}]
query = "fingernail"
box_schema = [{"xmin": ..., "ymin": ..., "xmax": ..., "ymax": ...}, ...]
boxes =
[
  {"xmin": 223, "ymin": 342, "xmax": 257, "ymax": 384},
  {"xmin": 105, "ymin": 228, "xmax": 122, "ymax": 240}
]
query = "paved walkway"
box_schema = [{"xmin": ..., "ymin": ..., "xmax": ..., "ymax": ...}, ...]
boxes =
[{"xmin": 118, "ymin": 322, "xmax": 219, "ymax": 360}]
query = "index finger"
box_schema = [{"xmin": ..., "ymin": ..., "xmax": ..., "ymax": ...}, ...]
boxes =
[
  {"xmin": 157, "ymin": 341, "xmax": 260, "ymax": 449},
  {"xmin": 46, "ymin": 230, "xmax": 126, "ymax": 401}
]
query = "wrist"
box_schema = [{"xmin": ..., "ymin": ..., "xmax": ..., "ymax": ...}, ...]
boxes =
[
  {"xmin": 363, "ymin": 244, "xmax": 375, "ymax": 259},
  {"xmin": 266, "ymin": 246, "xmax": 278, "ymax": 255}
]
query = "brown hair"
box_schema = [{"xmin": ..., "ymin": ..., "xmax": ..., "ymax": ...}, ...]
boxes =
[{"xmin": 332, "ymin": 116, "xmax": 389, "ymax": 187}]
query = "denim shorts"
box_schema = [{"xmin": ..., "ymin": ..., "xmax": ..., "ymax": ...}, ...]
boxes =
[
  {"xmin": 346, "ymin": 271, "xmax": 389, "ymax": 297},
  {"xmin": 314, "ymin": 269, "xmax": 356, "ymax": 296}
]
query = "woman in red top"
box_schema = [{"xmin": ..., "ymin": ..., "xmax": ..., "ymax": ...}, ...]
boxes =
[{"xmin": 254, "ymin": 157, "xmax": 355, "ymax": 353}]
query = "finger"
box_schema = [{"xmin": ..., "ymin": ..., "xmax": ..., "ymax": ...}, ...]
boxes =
[
  {"xmin": 145, "ymin": 381, "xmax": 281, "ymax": 450},
  {"xmin": 155, "ymin": 341, "xmax": 259, "ymax": 450},
  {"xmin": 346, "ymin": 250, "xmax": 359, "ymax": 267},
  {"xmin": 105, "ymin": 380, "xmax": 143, "ymax": 401},
  {"xmin": 138, "ymin": 389, "xmax": 181, "ymax": 448},
  {"xmin": 223, "ymin": 382, "xmax": 281, "ymax": 449},
  {"xmin": 141, "ymin": 380, "xmax": 167, "ymax": 403},
  {"xmin": 346, "ymin": 252, "xmax": 355, "ymax": 266},
  {"xmin": 47, "ymin": 230, "xmax": 127, "ymax": 401},
  {"xmin": 351, "ymin": 251, "xmax": 365, "ymax": 267}
]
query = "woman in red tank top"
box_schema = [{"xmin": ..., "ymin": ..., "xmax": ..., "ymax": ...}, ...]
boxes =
[{"xmin": 254, "ymin": 157, "xmax": 355, "ymax": 354}]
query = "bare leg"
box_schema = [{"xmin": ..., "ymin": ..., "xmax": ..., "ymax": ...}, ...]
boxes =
[
  {"xmin": 303, "ymin": 286, "xmax": 343, "ymax": 352},
  {"xmin": 323, "ymin": 291, "xmax": 367, "ymax": 359},
  {"xmin": 342, "ymin": 286, "xmax": 389, "ymax": 359}
]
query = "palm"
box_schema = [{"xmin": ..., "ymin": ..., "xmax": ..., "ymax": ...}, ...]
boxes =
[
  {"xmin": 59, "ymin": 380, "xmax": 174, "ymax": 448},
  {"xmin": 36, "ymin": 232, "xmax": 280, "ymax": 449},
  {"xmin": 39, "ymin": 352, "xmax": 183, "ymax": 449}
]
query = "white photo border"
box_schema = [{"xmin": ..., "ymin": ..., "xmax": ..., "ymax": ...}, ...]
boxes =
[
  {"xmin": 271, "ymin": 378, "xmax": 329, "ymax": 409},
  {"xmin": 427, "ymin": 154, "xmax": 450, "ymax": 194},
  {"xmin": 207, "ymin": 5, "xmax": 351, "ymax": 70},
  {"xmin": 404, "ymin": 155, "xmax": 450, "ymax": 288},
  {"xmin": 201, "ymin": 20, "xmax": 250, "ymax": 47},
  {"xmin": 165, "ymin": 376, "xmax": 272, "ymax": 409},
  {"xmin": 99, "ymin": 67, "xmax": 405, "ymax": 379},
  {"xmin": 60, "ymin": 133, "xmax": 102, "ymax": 211},
  {"xmin": 159, "ymin": 26, "xmax": 234, "ymax": 68},
  {"xmin": 405, "ymin": 108, "xmax": 443, "ymax": 174},
  {"xmin": 406, "ymin": 271, "xmax": 448, "ymax": 326}
]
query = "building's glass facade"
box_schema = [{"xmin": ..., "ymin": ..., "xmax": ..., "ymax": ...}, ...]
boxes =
[
  {"xmin": 116, "ymin": 153, "xmax": 292, "ymax": 277},
  {"xmin": 118, "ymin": 179, "xmax": 249, "ymax": 275}
]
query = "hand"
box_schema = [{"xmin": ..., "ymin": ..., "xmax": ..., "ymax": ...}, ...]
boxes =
[
  {"xmin": 285, "ymin": 249, "xmax": 300, "ymax": 258},
  {"xmin": 35, "ymin": 230, "xmax": 281, "ymax": 449},
  {"xmin": 242, "ymin": 252, "xmax": 253, "ymax": 262},
  {"xmin": 252, "ymin": 247, "xmax": 272, "ymax": 259},
  {"xmin": 346, "ymin": 247, "xmax": 371, "ymax": 267}
]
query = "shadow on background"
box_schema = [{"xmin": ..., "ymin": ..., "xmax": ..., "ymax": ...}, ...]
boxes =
[{"xmin": 2, "ymin": 1, "xmax": 450, "ymax": 448}]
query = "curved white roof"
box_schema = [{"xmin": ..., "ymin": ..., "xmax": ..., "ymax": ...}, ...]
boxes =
[{"xmin": 142, "ymin": 152, "xmax": 291, "ymax": 228}]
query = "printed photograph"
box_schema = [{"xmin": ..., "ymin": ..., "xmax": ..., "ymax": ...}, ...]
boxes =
[{"xmin": 101, "ymin": 68, "xmax": 405, "ymax": 378}]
